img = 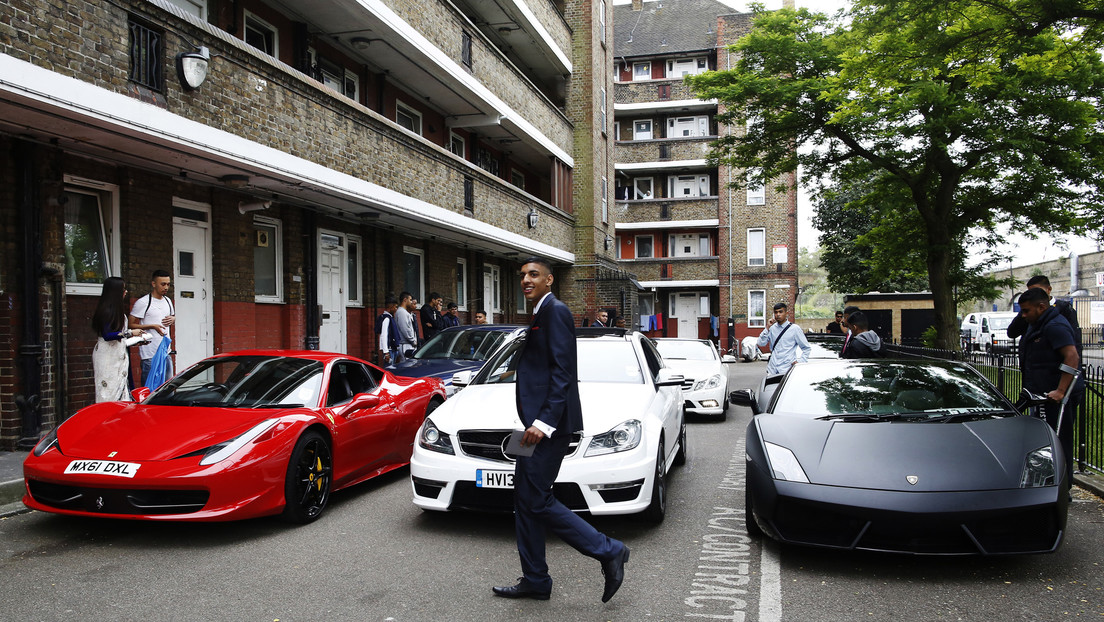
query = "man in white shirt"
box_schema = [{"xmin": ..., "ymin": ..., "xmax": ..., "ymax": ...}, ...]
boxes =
[
  {"xmin": 129, "ymin": 269, "xmax": 176, "ymax": 385},
  {"xmin": 756, "ymin": 302, "xmax": 810, "ymax": 376}
]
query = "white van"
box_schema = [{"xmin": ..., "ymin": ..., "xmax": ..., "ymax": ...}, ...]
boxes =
[{"xmin": 960, "ymin": 312, "xmax": 1019, "ymax": 352}]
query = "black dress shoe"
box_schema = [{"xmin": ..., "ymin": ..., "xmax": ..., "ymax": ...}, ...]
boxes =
[
  {"xmin": 492, "ymin": 580, "xmax": 551, "ymax": 600},
  {"xmin": 601, "ymin": 545, "xmax": 630, "ymax": 603}
]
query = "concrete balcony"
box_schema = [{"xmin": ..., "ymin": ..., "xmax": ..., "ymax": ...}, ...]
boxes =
[
  {"xmin": 617, "ymin": 257, "xmax": 720, "ymax": 282},
  {"xmin": 613, "ymin": 198, "xmax": 719, "ymax": 224},
  {"xmin": 614, "ymin": 78, "xmax": 701, "ymax": 105},
  {"xmin": 615, "ymin": 137, "xmax": 715, "ymax": 164}
]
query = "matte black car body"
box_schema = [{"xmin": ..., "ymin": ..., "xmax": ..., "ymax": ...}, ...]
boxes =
[{"xmin": 733, "ymin": 360, "xmax": 1067, "ymax": 555}]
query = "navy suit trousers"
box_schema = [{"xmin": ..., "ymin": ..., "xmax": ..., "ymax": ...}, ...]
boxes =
[{"xmin": 513, "ymin": 434, "xmax": 620, "ymax": 591}]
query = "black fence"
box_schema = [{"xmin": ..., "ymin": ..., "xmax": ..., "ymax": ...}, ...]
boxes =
[{"xmin": 883, "ymin": 343, "xmax": 1104, "ymax": 476}]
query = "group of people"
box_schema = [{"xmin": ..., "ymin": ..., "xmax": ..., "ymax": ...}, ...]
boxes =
[
  {"xmin": 590, "ymin": 308, "xmax": 627, "ymax": 328},
  {"xmin": 375, "ymin": 291, "xmax": 488, "ymax": 365},
  {"xmin": 90, "ymin": 270, "xmax": 176, "ymax": 403},
  {"xmin": 754, "ymin": 302, "xmax": 887, "ymax": 376}
]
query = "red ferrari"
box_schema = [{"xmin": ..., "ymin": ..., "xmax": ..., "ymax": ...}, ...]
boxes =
[{"xmin": 23, "ymin": 351, "xmax": 445, "ymax": 523}]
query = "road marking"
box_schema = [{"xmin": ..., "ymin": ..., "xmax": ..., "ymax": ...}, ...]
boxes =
[{"xmin": 759, "ymin": 540, "xmax": 782, "ymax": 622}]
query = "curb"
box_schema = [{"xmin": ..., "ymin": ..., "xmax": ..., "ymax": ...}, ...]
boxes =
[
  {"xmin": 0, "ymin": 479, "xmax": 27, "ymax": 518},
  {"xmin": 1073, "ymin": 473, "xmax": 1104, "ymax": 500}
]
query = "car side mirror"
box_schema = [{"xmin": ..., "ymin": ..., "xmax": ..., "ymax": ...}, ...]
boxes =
[
  {"xmin": 729, "ymin": 389, "xmax": 760, "ymax": 415},
  {"xmin": 721, "ymin": 354, "xmax": 736, "ymax": 364},
  {"xmin": 655, "ymin": 368, "xmax": 685, "ymax": 388},
  {"xmin": 336, "ymin": 392, "xmax": 381, "ymax": 416},
  {"xmin": 452, "ymin": 371, "xmax": 473, "ymax": 387},
  {"xmin": 131, "ymin": 386, "xmax": 151, "ymax": 403}
]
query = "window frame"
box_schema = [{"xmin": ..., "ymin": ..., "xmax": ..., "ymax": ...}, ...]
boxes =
[
  {"xmin": 633, "ymin": 61, "xmax": 652, "ymax": 81},
  {"xmin": 602, "ymin": 177, "xmax": 609, "ymax": 224},
  {"xmin": 253, "ymin": 215, "xmax": 284, "ymax": 303},
  {"xmin": 461, "ymin": 30, "xmax": 473, "ymax": 70},
  {"xmin": 244, "ymin": 11, "xmax": 278, "ymax": 57},
  {"xmin": 511, "ymin": 168, "xmax": 526, "ymax": 190},
  {"xmin": 747, "ymin": 228, "xmax": 766, "ymax": 267},
  {"xmin": 347, "ymin": 234, "xmax": 362, "ymax": 306},
  {"xmin": 635, "ymin": 234, "xmax": 654, "ymax": 259},
  {"xmin": 600, "ymin": 87, "xmax": 608, "ymax": 134},
  {"xmin": 396, "ymin": 101, "xmax": 423, "ymax": 135},
  {"xmin": 449, "ymin": 132, "xmax": 466, "ymax": 158},
  {"xmin": 633, "ymin": 177, "xmax": 654, "ymax": 200},
  {"xmin": 456, "ymin": 257, "xmax": 469, "ymax": 311},
  {"xmin": 484, "ymin": 263, "xmax": 502, "ymax": 313},
  {"xmin": 127, "ymin": 16, "xmax": 164, "ymax": 92},
  {"xmin": 62, "ymin": 175, "xmax": 121, "ymax": 296},
  {"xmin": 403, "ymin": 246, "xmax": 426, "ymax": 303},
  {"xmin": 746, "ymin": 170, "xmax": 766, "ymax": 206},
  {"xmin": 748, "ymin": 290, "xmax": 767, "ymax": 328}
]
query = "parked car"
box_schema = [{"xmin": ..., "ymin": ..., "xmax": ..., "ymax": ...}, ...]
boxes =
[
  {"xmin": 410, "ymin": 329, "xmax": 685, "ymax": 522},
  {"xmin": 960, "ymin": 312, "xmax": 1019, "ymax": 352},
  {"xmin": 805, "ymin": 332, "xmax": 845, "ymax": 358},
  {"xmin": 654, "ymin": 338, "xmax": 735, "ymax": 419},
  {"xmin": 23, "ymin": 351, "xmax": 446, "ymax": 523},
  {"xmin": 388, "ymin": 325, "xmax": 524, "ymax": 395},
  {"xmin": 730, "ymin": 359, "xmax": 1067, "ymax": 555}
]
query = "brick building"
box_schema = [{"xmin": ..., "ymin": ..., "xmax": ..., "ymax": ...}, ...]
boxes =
[
  {"xmin": 0, "ymin": 0, "xmax": 625, "ymax": 449},
  {"xmin": 612, "ymin": 0, "xmax": 799, "ymax": 348}
]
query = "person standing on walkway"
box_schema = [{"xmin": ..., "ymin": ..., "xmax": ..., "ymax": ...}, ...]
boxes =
[
  {"xmin": 442, "ymin": 301, "xmax": 461, "ymax": 328},
  {"xmin": 92, "ymin": 277, "xmax": 147, "ymax": 402},
  {"xmin": 492, "ymin": 257, "xmax": 629, "ymax": 603},
  {"xmin": 839, "ymin": 312, "xmax": 884, "ymax": 359},
  {"xmin": 129, "ymin": 269, "xmax": 175, "ymax": 386},
  {"xmin": 421, "ymin": 292, "xmax": 444, "ymax": 342},
  {"xmin": 1017, "ymin": 287, "xmax": 1083, "ymax": 488},
  {"xmin": 395, "ymin": 292, "xmax": 419, "ymax": 358},
  {"xmin": 757, "ymin": 302, "xmax": 811, "ymax": 376},
  {"xmin": 376, "ymin": 295, "xmax": 401, "ymax": 366}
]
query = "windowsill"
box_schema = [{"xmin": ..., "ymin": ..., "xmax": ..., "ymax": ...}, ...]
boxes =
[
  {"xmin": 254, "ymin": 298, "xmax": 286, "ymax": 304},
  {"xmin": 625, "ymin": 256, "xmax": 719, "ymax": 262}
]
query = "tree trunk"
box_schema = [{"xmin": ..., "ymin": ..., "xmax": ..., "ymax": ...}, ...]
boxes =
[{"xmin": 924, "ymin": 227, "xmax": 958, "ymax": 350}]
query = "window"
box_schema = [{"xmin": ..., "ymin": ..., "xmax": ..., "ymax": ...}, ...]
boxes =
[
  {"xmin": 633, "ymin": 62, "xmax": 651, "ymax": 81},
  {"xmin": 450, "ymin": 132, "xmax": 466, "ymax": 158},
  {"xmin": 456, "ymin": 258, "xmax": 468, "ymax": 310},
  {"xmin": 244, "ymin": 12, "xmax": 277, "ymax": 56},
  {"xmin": 516, "ymin": 277, "xmax": 527, "ymax": 313},
  {"xmin": 254, "ymin": 216, "xmax": 283, "ymax": 302},
  {"xmin": 511, "ymin": 169, "xmax": 525, "ymax": 190},
  {"xmin": 669, "ymin": 174, "xmax": 710, "ymax": 197},
  {"xmin": 747, "ymin": 228, "xmax": 766, "ymax": 267},
  {"xmin": 63, "ymin": 176, "xmax": 120, "ymax": 296},
  {"xmin": 476, "ymin": 147, "xmax": 499, "ymax": 176},
  {"xmin": 633, "ymin": 119, "xmax": 653, "ymax": 140},
  {"xmin": 666, "ymin": 57, "xmax": 708, "ymax": 78},
  {"xmin": 600, "ymin": 88, "xmax": 607, "ymax": 134},
  {"xmin": 634, "ymin": 177, "xmax": 654, "ymax": 200},
  {"xmin": 635, "ymin": 235, "xmax": 654, "ymax": 258},
  {"xmin": 748, "ymin": 290, "xmax": 766, "ymax": 328},
  {"xmin": 599, "ymin": 1, "xmax": 606, "ymax": 45},
  {"xmin": 396, "ymin": 102, "xmax": 422, "ymax": 135},
  {"xmin": 314, "ymin": 53, "xmax": 358, "ymax": 100},
  {"xmin": 483, "ymin": 264, "xmax": 501, "ymax": 312},
  {"xmin": 347, "ymin": 235, "xmax": 362, "ymax": 306},
  {"xmin": 128, "ymin": 17, "xmax": 163, "ymax": 91},
  {"xmin": 166, "ymin": 0, "xmax": 205, "ymax": 17},
  {"xmin": 667, "ymin": 116, "xmax": 709, "ymax": 137},
  {"xmin": 747, "ymin": 170, "xmax": 765, "ymax": 205},
  {"xmin": 464, "ymin": 176, "xmax": 474, "ymax": 211},
  {"xmin": 461, "ymin": 30, "xmax": 473, "ymax": 70},
  {"xmin": 638, "ymin": 293, "xmax": 655, "ymax": 317},
  {"xmin": 403, "ymin": 246, "xmax": 425, "ymax": 303},
  {"xmin": 602, "ymin": 177, "xmax": 608, "ymax": 223}
]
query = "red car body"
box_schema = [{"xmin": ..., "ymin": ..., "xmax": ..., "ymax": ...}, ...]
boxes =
[{"xmin": 23, "ymin": 351, "xmax": 445, "ymax": 523}]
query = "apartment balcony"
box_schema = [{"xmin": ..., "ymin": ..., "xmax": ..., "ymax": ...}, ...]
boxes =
[
  {"xmin": 617, "ymin": 257, "xmax": 720, "ymax": 282},
  {"xmin": 449, "ymin": 0, "xmax": 572, "ymax": 91},
  {"xmin": 613, "ymin": 198, "xmax": 719, "ymax": 224},
  {"xmin": 615, "ymin": 137, "xmax": 715, "ymax": 165}
]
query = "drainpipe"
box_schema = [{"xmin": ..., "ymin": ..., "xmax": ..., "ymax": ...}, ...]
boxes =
[{"xmin": 1069, "ymin": 251, "xmax": 1079, "ymax": 295}]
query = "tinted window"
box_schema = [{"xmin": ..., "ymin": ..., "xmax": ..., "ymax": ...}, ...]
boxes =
[
  {"xmin": 655, "ymin": 340, "xmax": 717, "ymax": 361},
  {"xmin": 327, "ymin": 362, "xmax": 377, "ymax": 406},
  {"xmin": 414, "ymin": 329, "xmax": 511, "ymax": 361},
  {"xmin": 146, "ymin": 356, "xmax": 323, "ymax": 408},
  {"xmin": 474, "ymin": 338, "xmax": 644, "ymax": 385}
]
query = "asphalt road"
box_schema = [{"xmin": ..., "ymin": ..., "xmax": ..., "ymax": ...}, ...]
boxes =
[{"xmin": 2, "ymin": 361, "xmax": 1102, "ymax": 621}]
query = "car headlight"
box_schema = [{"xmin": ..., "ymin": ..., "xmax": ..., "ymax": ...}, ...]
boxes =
[
  {"xmin": 694, "ymin": 374, "xmax": 723, "ymax": 391},
  {"xmin": 585, "ymin": 419, "xmax": 642, "ymax": 457},
  {"xmin": 1020, "ymin": 446, "xmax": 1056, "ymax": 488},
  {"xmin": 418, "ymin": 419, "xmax": 454, "ymax": 455},
  {"xmin": 764, "ymin": 442, "xmax": 809, "ymax": 483},
  {"xmin": 199, "ymin": 419, "xmax": 279, "ymax": 466},
  {"xmin": 33, "ymin": 428, "xmax": 59, "ymax": 457}
]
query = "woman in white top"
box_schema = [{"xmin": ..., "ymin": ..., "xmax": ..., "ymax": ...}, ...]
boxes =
[{"xmin": 91, "ymin": 277, "xmax": 146, "ymax": 402}]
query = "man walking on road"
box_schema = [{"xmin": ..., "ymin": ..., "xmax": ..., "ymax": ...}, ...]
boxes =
[
  {"xmin": 757, "ymin": 302, "xmax": 810, "ymax": 376},
  {"xmin": 492, "ymin": 257, "xmax": 629, "ymax": 603}
]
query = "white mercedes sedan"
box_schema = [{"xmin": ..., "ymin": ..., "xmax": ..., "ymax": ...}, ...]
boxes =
[
  {"xmin": 410, "ymin": 329, "xmax": 685, "ymax": 522},
  {"xmin": 654, "ymin": 338, "xmax": 734, "ymax": 420}
]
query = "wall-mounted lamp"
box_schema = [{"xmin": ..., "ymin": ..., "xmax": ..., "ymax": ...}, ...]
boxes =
[
  {"xmin": 176, "ymin": 46, "xmax": 210, "ymax": 90},
  {"xmin": 238, "ymin": 200, "xmax": 272, "ymax": 215},
  {"xmin": 350, "ymin": 37, "xmax": 372, "ymax": 50},
  {"xmin": 527, "ymin": 208, "xmax": 539, "ymax": 229},
  {"xmin": 605, "ymin": 235, "xmax": 614, "ymax": 250}
]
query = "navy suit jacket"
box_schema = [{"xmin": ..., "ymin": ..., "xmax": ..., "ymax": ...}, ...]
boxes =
[{"xmin": 516, "ymin": 293, "xmax": 584, "ymax": 434}]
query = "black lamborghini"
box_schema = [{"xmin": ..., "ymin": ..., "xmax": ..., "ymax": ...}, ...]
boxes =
[{"xmin": 731, "ymin": 359, "xmax": 1067, "ymax": 555}]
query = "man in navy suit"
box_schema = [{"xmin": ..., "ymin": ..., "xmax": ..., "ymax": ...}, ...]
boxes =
[{"xmin": 493, "ymin": 257, "xmax": 630, "ymax": 603}]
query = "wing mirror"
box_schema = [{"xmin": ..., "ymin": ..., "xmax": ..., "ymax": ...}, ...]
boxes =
[
  {"xmin": 336, "ymin": 392, "xmax": 381, "ymax": 416},
  {"xmin": 721, "ymin": 354, "xmax": 736, "ymax": 364},
  {"xmin": 451, "ymin": 370, "xmax": 473, "ymax": 388},
  {"xmin": 729, "ymin": 389, "xmax": 760, "ymax": 415},
  {"xmin": 655, "ymin": 368, "xmax": 685, "ymax": 388},
  {"xmin": 131, "ymin": 386, "xmax": 151, "ymax": 403}
]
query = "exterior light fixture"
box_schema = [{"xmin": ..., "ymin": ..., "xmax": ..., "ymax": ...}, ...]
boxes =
[
  {"xmin": 238, "ymin": 200, "xmax": 272, "ymax": 215},
  {"xmin": 605, "ymin": 235, "xmax": 614, "ymax": 250},
  {"xmin": 351, "ymin": 37, "xmax": 372, "ymax": 50},
  {"xmin": 527, "ymin": 208, "xmax": 539, "ymax": 229},
  {"xmin": 176, "ymin": 46, "xmax": 210, "ymax": 90}
]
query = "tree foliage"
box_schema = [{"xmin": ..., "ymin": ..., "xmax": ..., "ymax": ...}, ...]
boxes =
[{"xmin": 687, "ymin": 0, "xmax": 1104, "ymax": 347}]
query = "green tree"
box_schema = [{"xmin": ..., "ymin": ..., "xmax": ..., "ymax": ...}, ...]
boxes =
[{"xmin": 688, "ymin": 1, "xmax": 1104, "ymax": 348}]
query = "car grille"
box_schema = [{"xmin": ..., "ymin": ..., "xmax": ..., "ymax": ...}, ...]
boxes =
[
  {"xmin": 27, "ymin": 479, "xmax": 209, "ymax": 515},
  {"xmin": 681, "ymin": 378, "xmax": 695, "ymax": 391},
  {"xmin": 449, "ymin": 481, "xmax": 588, "ymax": 512},
  {"xmin": 456, "ymin": 430, "xmax": 581, "ymax": 464}
]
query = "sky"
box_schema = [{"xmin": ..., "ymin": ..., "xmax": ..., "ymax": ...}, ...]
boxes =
[{"xmin": 614, "ymin": 0, "xmax": 1104, "ymax": 268}]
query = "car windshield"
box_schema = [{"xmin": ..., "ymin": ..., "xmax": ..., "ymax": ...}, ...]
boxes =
[
  {"xmin": 771, "ymin": 361, "xmax": 1012, "ymax": 420},
  {"xmin": 475, "ymin": 338, "xmax": 644, "ymax": 385},
  {"xmin": 145, "ymin": 356, "xmax": 324, "ymax": 408},
  {"xmin": 988, "ymin": 316, "xmax": 1014, "ymax": 331},
  {"xmin": 413, "ymin": 329, "xmax": 512, "ymax": 361},
  {"xmin": 655, "ymin": 340, "xmax": 716, "ymax": 361}
]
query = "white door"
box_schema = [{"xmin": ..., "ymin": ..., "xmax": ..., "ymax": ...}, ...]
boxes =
[
  {"xmin": 676, "ymin": 293, "xmax": 698, "ymax": 339},
  {"xmin": 483, "ymin": 265, "xmax": 497, "ymax": 319},
  {"xmin": 172, "ymin": 204, "xmax": 213, "ymax": 372},
  {"xmin": 318, "ymin": 231, "xmax": 346, "ymax": 353}
]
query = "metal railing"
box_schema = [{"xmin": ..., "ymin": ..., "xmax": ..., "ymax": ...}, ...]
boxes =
[{"xmin": 884, "ymin": 342, "xmax": 1104, "ymax": 476}]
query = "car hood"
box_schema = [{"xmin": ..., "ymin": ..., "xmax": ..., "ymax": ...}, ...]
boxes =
[
  {"xmin": 660, "ymin": 359, "xmax": 720, "ymax": 381},
  {"xmin": 755, "ymin": 414, "xmax": 1054, "ymax": 491},
  {"xmin": 428, "ymin": 382, "xmax": 655, "ymax": 435},
  {"xmin": 389, "ymin": 358, "xmax": 482, "ymax": 383},
  {"xmin": 55, "ymin": 402, "xmax": 295, "ymax": 462}
]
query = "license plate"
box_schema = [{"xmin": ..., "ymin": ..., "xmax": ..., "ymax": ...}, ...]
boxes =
[
  {"xmin": 476, "ymin": 469, "xmax": 514, "ymax": 489},
  {"xmin": 64, "ymin": 460, "xmax": 141, "ymax": 478}
]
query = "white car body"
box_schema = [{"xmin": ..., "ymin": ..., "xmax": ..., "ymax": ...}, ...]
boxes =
[
  {"xmin": 961, "ymin": 312, "xmax": 1019, "ymax": 351},
  {"xmin": 410, "ymin": 332, "xmax": 685, "ymax": 520},
  {"xmin": 654, "ymin": 338, "xmax": 733, "ymax": 419}
]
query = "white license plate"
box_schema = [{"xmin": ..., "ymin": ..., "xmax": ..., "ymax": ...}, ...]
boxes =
[
  {"xmin": 476, "ymin": 469, "xmax": 514, "ymax": 489},
  {"xmin": 64, "ymin": 460, "xmax": 141, "ymax": 478}
]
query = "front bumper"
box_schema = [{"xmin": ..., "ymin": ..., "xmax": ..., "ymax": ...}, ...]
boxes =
[
  {"xmin": 410, "ymin": 437, "xmax": 657, "ymax": 515},
  {"xmin": 747, "ymin": 463, "xmax": 1067, "ymax": 555},
  {"xmin": 681, "ymin": 385, "xmax": 727, "ymax": 416}
]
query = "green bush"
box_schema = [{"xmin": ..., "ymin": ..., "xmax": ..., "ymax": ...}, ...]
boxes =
[{"xmin": 921, "ymin": 325, "xmax": 938, "ymax": 348}]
